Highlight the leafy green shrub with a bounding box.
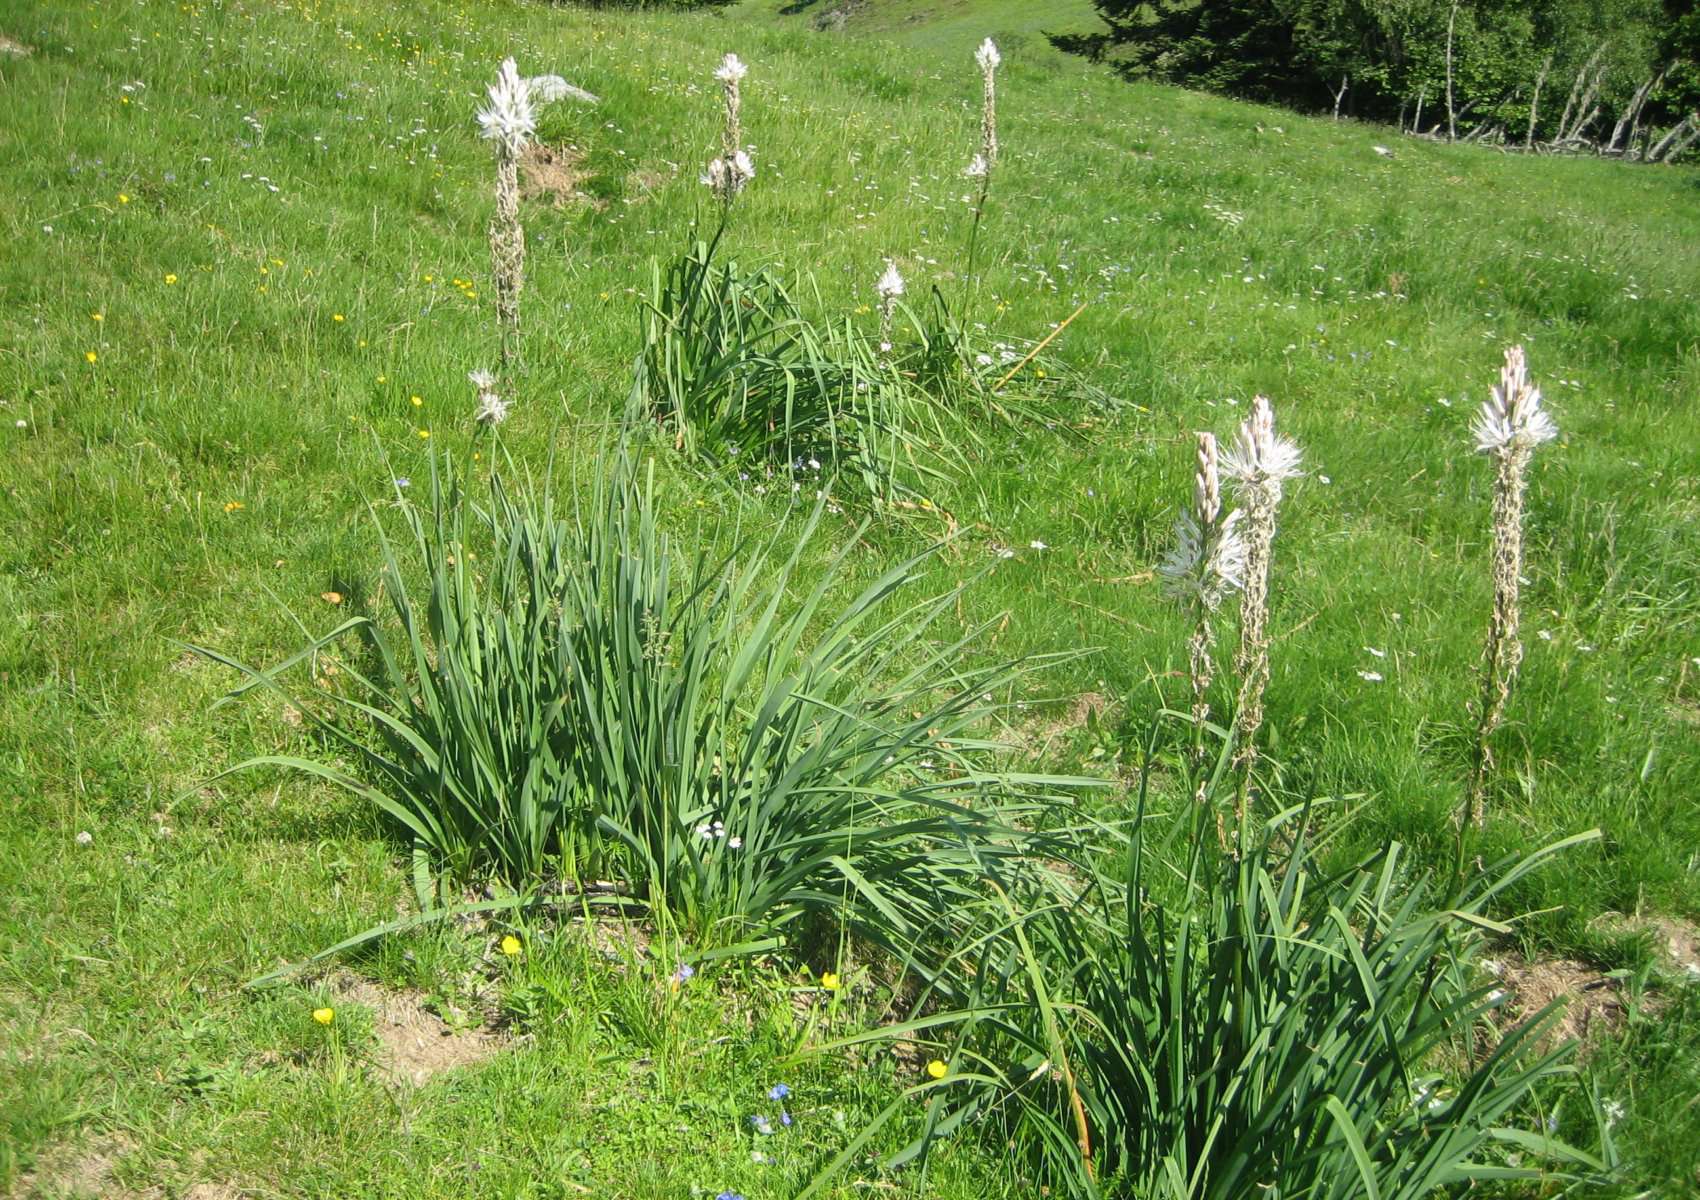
[636,235,956,495]
[821,767,1611,1198]
[634,236,1115,499]
[199,435,1081,960]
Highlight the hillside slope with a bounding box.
[2,0,1698,1193]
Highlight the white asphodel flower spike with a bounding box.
[876,260,905,301]
[715,53,748,84]
[1471,345,1558,454]
[976,38,1001,73]
[1222,394,1303,491]
[469,369,509,426]
[476,57,536,155]
[964,154,989,179]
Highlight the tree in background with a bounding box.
[1071,0,1694,158]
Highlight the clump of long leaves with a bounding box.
[636,233,955,495]
[198,434,1081,963]
[816,746,1611,1199]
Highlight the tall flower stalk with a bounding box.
[1466,345,1557,826]
[1158,432,1247,817]
[963,38,1000,290]
[702,53,754,217]
[477,58,536,372]
[875,259,904,359]
[1222,395,1302,829]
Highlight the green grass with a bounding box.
[2,0,1698,1194]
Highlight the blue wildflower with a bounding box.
[750,1114,774,1136]
[767,1083,790,1101]
[715,1193,745,1200]
[671,962,694,985]
[780,1109,794,1128]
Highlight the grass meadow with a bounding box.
[2,0,1699,1195]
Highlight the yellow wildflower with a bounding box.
[118,193,130,205]
[500,934,522,957]
[312,1007,335,1025]
[91,313,103,322]
[223,501,244,513]
[410,395,422,407]
[164,273,178,284]
[85,351,98,364]
[417,429,430,440]
[926,1059,947,1080]
[821,971,841,991]
[333,313,345,323]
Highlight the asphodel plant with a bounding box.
[1157,432,1246,818]
[1221,395,1302,830]
[1466,345,1557,826]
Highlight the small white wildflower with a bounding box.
[1602,1098,1625,1127]
[964,154,989,179]
[1029,540,1048,551]
[1358,670,1384,683]
[1364,646,1386,658]
[75,830,94,846]
[469,369,509,426]
[1471,345,1558,454]
[975,38,1001,72]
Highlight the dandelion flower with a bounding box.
[926,1059,948,1080]
[500,934,522,957]
[312,1007,335,1025]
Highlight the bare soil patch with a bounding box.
[1013,689,1111,761]
[11,1135,135,1199]
[1485,953,1626,1054]
[0,35,32,57]
[520,142,597,208]
[330,971,504,1087]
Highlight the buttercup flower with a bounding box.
[313,1007,335,1025]
[927,1059,948,1079]
[500,934,522,957]
[820,970,841,991]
